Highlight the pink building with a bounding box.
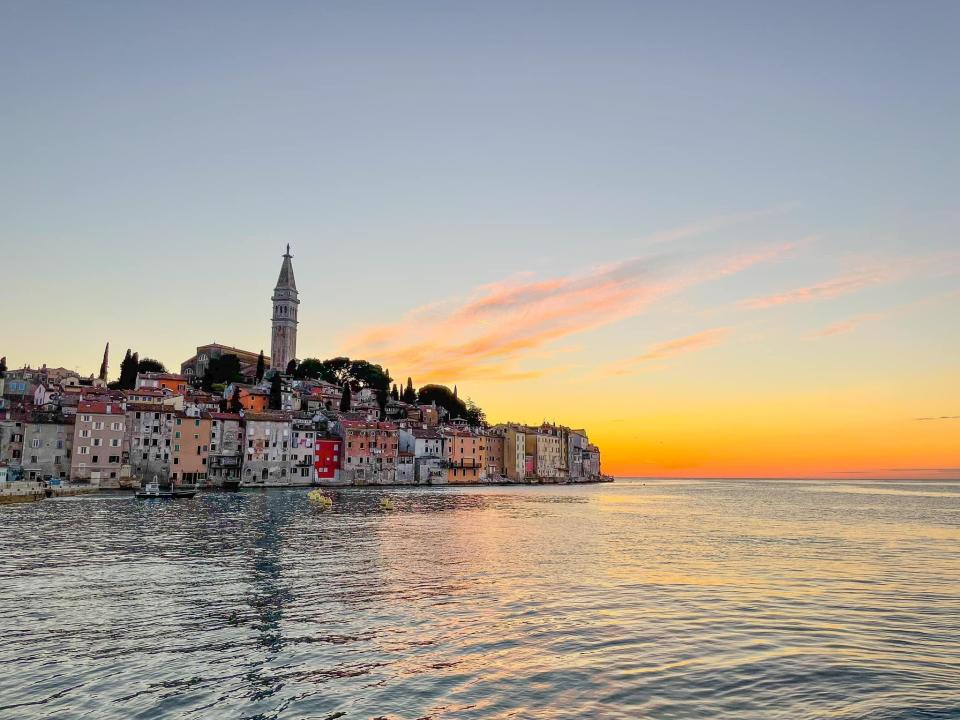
[71,401,126,486]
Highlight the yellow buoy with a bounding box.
[308,490,333,509]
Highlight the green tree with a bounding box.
[137,357,167,374]
[296,358,325,380]
[390,383,399,401]
[269,373,283,410]
[229,386,243,413]
[204,354,243,391]
[349,360,391,391]
[463,399,487,428]
[255,350,266,382]
[339,383,351,412]
[295,357,391,391]
[417,384,467,419]
[1,355,8,376]
[286,359,298,376]
[402,377,416,404]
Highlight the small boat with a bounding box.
[136,478,198,500]
[221,479,241,492]
[378,497,395,511]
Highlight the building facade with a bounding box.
[242,412,292,486]
[71,401,125,486]
[208,412,244,487]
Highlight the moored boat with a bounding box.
[136,478,198,500]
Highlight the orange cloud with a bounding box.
[343,237,794,382]
[602,327,732,375]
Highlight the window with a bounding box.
[92,438,102,447]
[31,439,40,448]
[80,430,90,438]
[110,439,120,447]
[93,422,103,430]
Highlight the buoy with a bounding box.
[379,497,395,511]
[308,489,333,509]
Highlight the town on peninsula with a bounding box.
[0,248,606,500]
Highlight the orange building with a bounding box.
[136,372,189,395]
[229,384,270,413]
[171,412,212,485]
[443,428,485,483]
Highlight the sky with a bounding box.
[1,1,958,479]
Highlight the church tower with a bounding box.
[270,245,299,371]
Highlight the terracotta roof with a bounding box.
[244,412,292,422]
[77,401,124,414]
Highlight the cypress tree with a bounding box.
[339,384,352,412]
[119,349,133,388]
[402,377,416,404]
[390,383,399,401]
[229,386,243,413]
[269,373,282,410]
[256,350,266,382]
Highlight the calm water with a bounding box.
[1,480,959,719]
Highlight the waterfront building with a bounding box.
[484,433,505,479]
[170,412,211,485]
[22,415,74,481]
[242,412,292,486]
[127,404,175,483]
[526,430,563,481]
[290,416,318,485]
[567,429,590,480]
[584,443,602,478]
[336,420,398,485]
[314,436,343,484]
[442,428,485,483]
[270,246,299,371]
[498,425,527,482]
[0,411,27,466]
[396,451,415,483]
[181,343,267,380]
[71,401,126,486]
[208,412,244,487]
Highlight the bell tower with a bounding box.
[270,244,299,371]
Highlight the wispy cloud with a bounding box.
[343,222,798,382]
[601,327,732,376]
[742,253,959,311]
[915,416,960,421]
[813,313,884,337]
[812,287,960,338]
[741,267,893,310]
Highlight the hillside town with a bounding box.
[0,248,605,492]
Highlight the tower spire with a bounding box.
[271,247,300,371]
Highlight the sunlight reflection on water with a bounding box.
[1,479,959,719]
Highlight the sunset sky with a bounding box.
[2,2,958,478]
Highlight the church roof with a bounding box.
[275,245,297,291]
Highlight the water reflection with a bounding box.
[1,480,959,719]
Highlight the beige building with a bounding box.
[498,425,527,482]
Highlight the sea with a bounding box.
[1,479,958,719]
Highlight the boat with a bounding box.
[136,477,198,500]
[221,479,241,492]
